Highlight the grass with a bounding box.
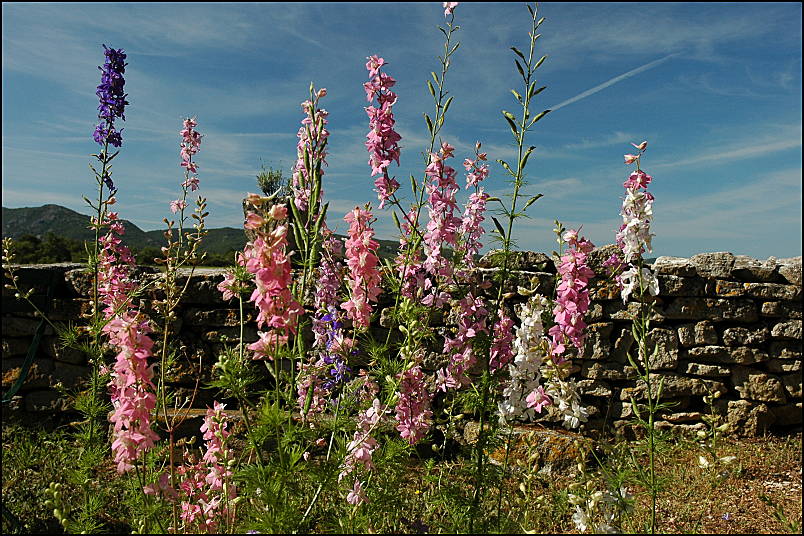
[2,413,800,534]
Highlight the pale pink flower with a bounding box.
[443,2,459,16]
[347,479,367,506]
[170,199,187,214]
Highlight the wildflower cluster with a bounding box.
[456,143,491,270]
[177,403,237,533]
[499,294,551,422]
[610,141,660,303]
[548,230,595,361]
[394,364,433,445]
[93,45,128,151]
[341,205,382,329]
[291,88,329,211]
[438,293,488,391]
[242,203,302,353]
[364,55,402,208]
[340,399,384,504]
[170,117,202,214]
[421,142,462,307]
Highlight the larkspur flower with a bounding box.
[364,55,402,208]
[291,89,329,211]
[341,206,382,328]
[93,45,129,151]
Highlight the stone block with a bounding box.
[581,361,634,381]
[685,362,732,377]
[625,373,726,401]
[42,338,86,364]
[658,274,704,296]
[722,399,775,436]
[653,256,696,277]
[732,255,783,282]
[722,326,769,347]
[744,283,801,301]
[2,337,30,358]
[777,256,802,286]
[771,403,803,427]
[690,252,735,279]
[765,359,801,373]
[645,327,679,370]
[731,366,787,404]
[184,308,251,328]
[477,250,555,272]
[583,322,614,361]
[576,379,612,397]
[771,320,802,340]
[2,316,53,337]
[781,374,802,399]
[1,359,53,390]
[53,361,91,388]
[760,300,803,319]
[24,389,67,412]
[769,341,802,360]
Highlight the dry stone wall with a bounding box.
[2,250,801,436]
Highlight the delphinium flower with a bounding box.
[341,205,382,329]
[544,375,589,429]
[569,486,632,534]
[395,208,428,299]
[547,229,595,362]
[170,117,203,216]
[613,141,660,303]
[241,203,302,356]
[291,88,329,211]
[364,55,402,208]
[96,212,137,318]
[93,44,129,155]
[421,142,462,307]
[340,398,384,505]
[394,363,433,445]
[455,142,490,272]
[443,2,459,16]
[498,294,551,423]
[312,228,345,348]
[105,312,159,473]
[489,308,515,372]
[436,292,488,391]
[178,402,237,533]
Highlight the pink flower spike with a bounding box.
[170,199,187,214]
[632,140,648,151]
[443,2,459,16]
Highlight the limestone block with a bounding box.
[658,274,704,296]
[582,322,614,361]
[722,326,769,347]
[653,256,696,277]
[766,359,801,373]
[743,282,801,301]
[53,361,91,388]
[24,390,67,412]
[2,337,30,358]
[722,399,775,436]
[769,341,802,360]
[781,373,802,399]
[645,327,679,370]
[684,362,732,377]
[625,373,726,401]
[777,256,802,286]
[690,252,735,279]
[183,308,252,328]
[2,316,53,337]
[732,255,783,282]
[731,366,787,404]
[771,403,803,426]
[761,300,803,319]
[576,379,612,397]
[478,250,555,272]
[581,361,634,381]
[677,322,719,347]
[613,328,634,363]
[771,320,802,340]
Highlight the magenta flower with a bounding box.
[394,365,433,445]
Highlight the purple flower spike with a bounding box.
[93,44,129,147]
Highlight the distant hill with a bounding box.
[1,204,400,258]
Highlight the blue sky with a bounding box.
[2,2,802,259]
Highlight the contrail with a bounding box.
[549,53,679,111]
